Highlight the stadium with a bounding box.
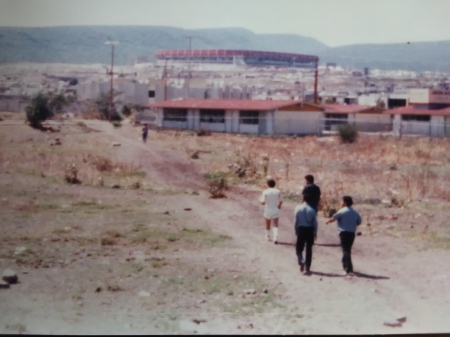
[155,49,319,69]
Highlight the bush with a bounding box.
[337,123,358,143]
[204,172,228,198]
[26,93,54,128]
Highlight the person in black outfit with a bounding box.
[301,175,321,212]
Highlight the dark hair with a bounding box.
[267,179,276,188]
[343,195,353,207]
[305,175,314,184]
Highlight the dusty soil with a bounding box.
[1,117,450,335]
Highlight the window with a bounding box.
[401,114,430,122]
[240,111,259,125]
[163,109,187,122]
[200,109,225,123]
[148,90,155,98]
[325,113,348,131]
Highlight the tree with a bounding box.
[94,93,122,121]
[121,105,132,117]
[337,123,358,143]
[26,92,54,129]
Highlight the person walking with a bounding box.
[259,178,283,244]
[294,194,318,275]
[325,196,362,277]
[142,124,148,143]
[301,174,321,212]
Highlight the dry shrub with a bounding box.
[204,172,228,199]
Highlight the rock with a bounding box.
[383,321,402,328]
[179,319,209,333]
[139,291,150,297]
[95,287,102,293]
[184,208,192,211]
[193,319,206,324]
[0,280,10,289]
[164,211,170,215]
[357,232,362,236]
[14,246,27,256]
[112,142,121,147]
[397,316,407,323]
[244,289,257,295]
[262,289,269,294]
[112,184,121,189]
[190,151,199,159]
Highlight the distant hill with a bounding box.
[0,25,449,72]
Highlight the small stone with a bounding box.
[14,246,27,256]
[357,232,362,236]
[164,211,170,214]
[95,287,102,293]
[139,291,150,297]
[383,321,402,328]
[193,319,206,324]
[0,280,10,289]
[397,316,407,323]
[112,184,121,189]
[262,289,269,294]
[184,208,192,211]
[2,269,18,284]
[112,142,121,147]
[244,289,257,295]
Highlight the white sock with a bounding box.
[272,227,278,241]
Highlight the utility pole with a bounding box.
[105,40,119,122]
[184,36,192,98]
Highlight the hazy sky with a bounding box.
[1,0,449,47]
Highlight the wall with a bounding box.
[274,110,322,135]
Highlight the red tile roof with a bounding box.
[323,104,381,114]
[151,98,302,111]
[384,105,450,116]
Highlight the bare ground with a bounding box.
[1,117,450,334]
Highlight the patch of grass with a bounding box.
[128,226,231,249]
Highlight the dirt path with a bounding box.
[93,122,450,334]
[1,121,449,334]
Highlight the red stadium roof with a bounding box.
[384,105,450,116]
[323,104,384,114]
[152,98,303,111]
[155,49,318,62]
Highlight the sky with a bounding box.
[1,0,450,47]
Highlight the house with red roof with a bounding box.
[383,89,450,137]
[150,98,390,135]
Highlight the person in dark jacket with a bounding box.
[294,194,318,275]
[301,174,321,212]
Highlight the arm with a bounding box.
[278,192,283,209]
[259,191,266,205]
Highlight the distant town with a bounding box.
[1,47,450,137]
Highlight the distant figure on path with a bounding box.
[142,124,148,143]
[259,178,283,244]
[294,194,318,275]
[326,196,362,277]
[301,174,321,213]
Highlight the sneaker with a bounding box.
[347,272,355,277]
[299,263,305,272]
[265,235,271,242]
[274,240,278,245]
[303,269,311,276]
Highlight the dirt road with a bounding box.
[1,120,449,334]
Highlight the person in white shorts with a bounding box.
[259,178,283,244]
